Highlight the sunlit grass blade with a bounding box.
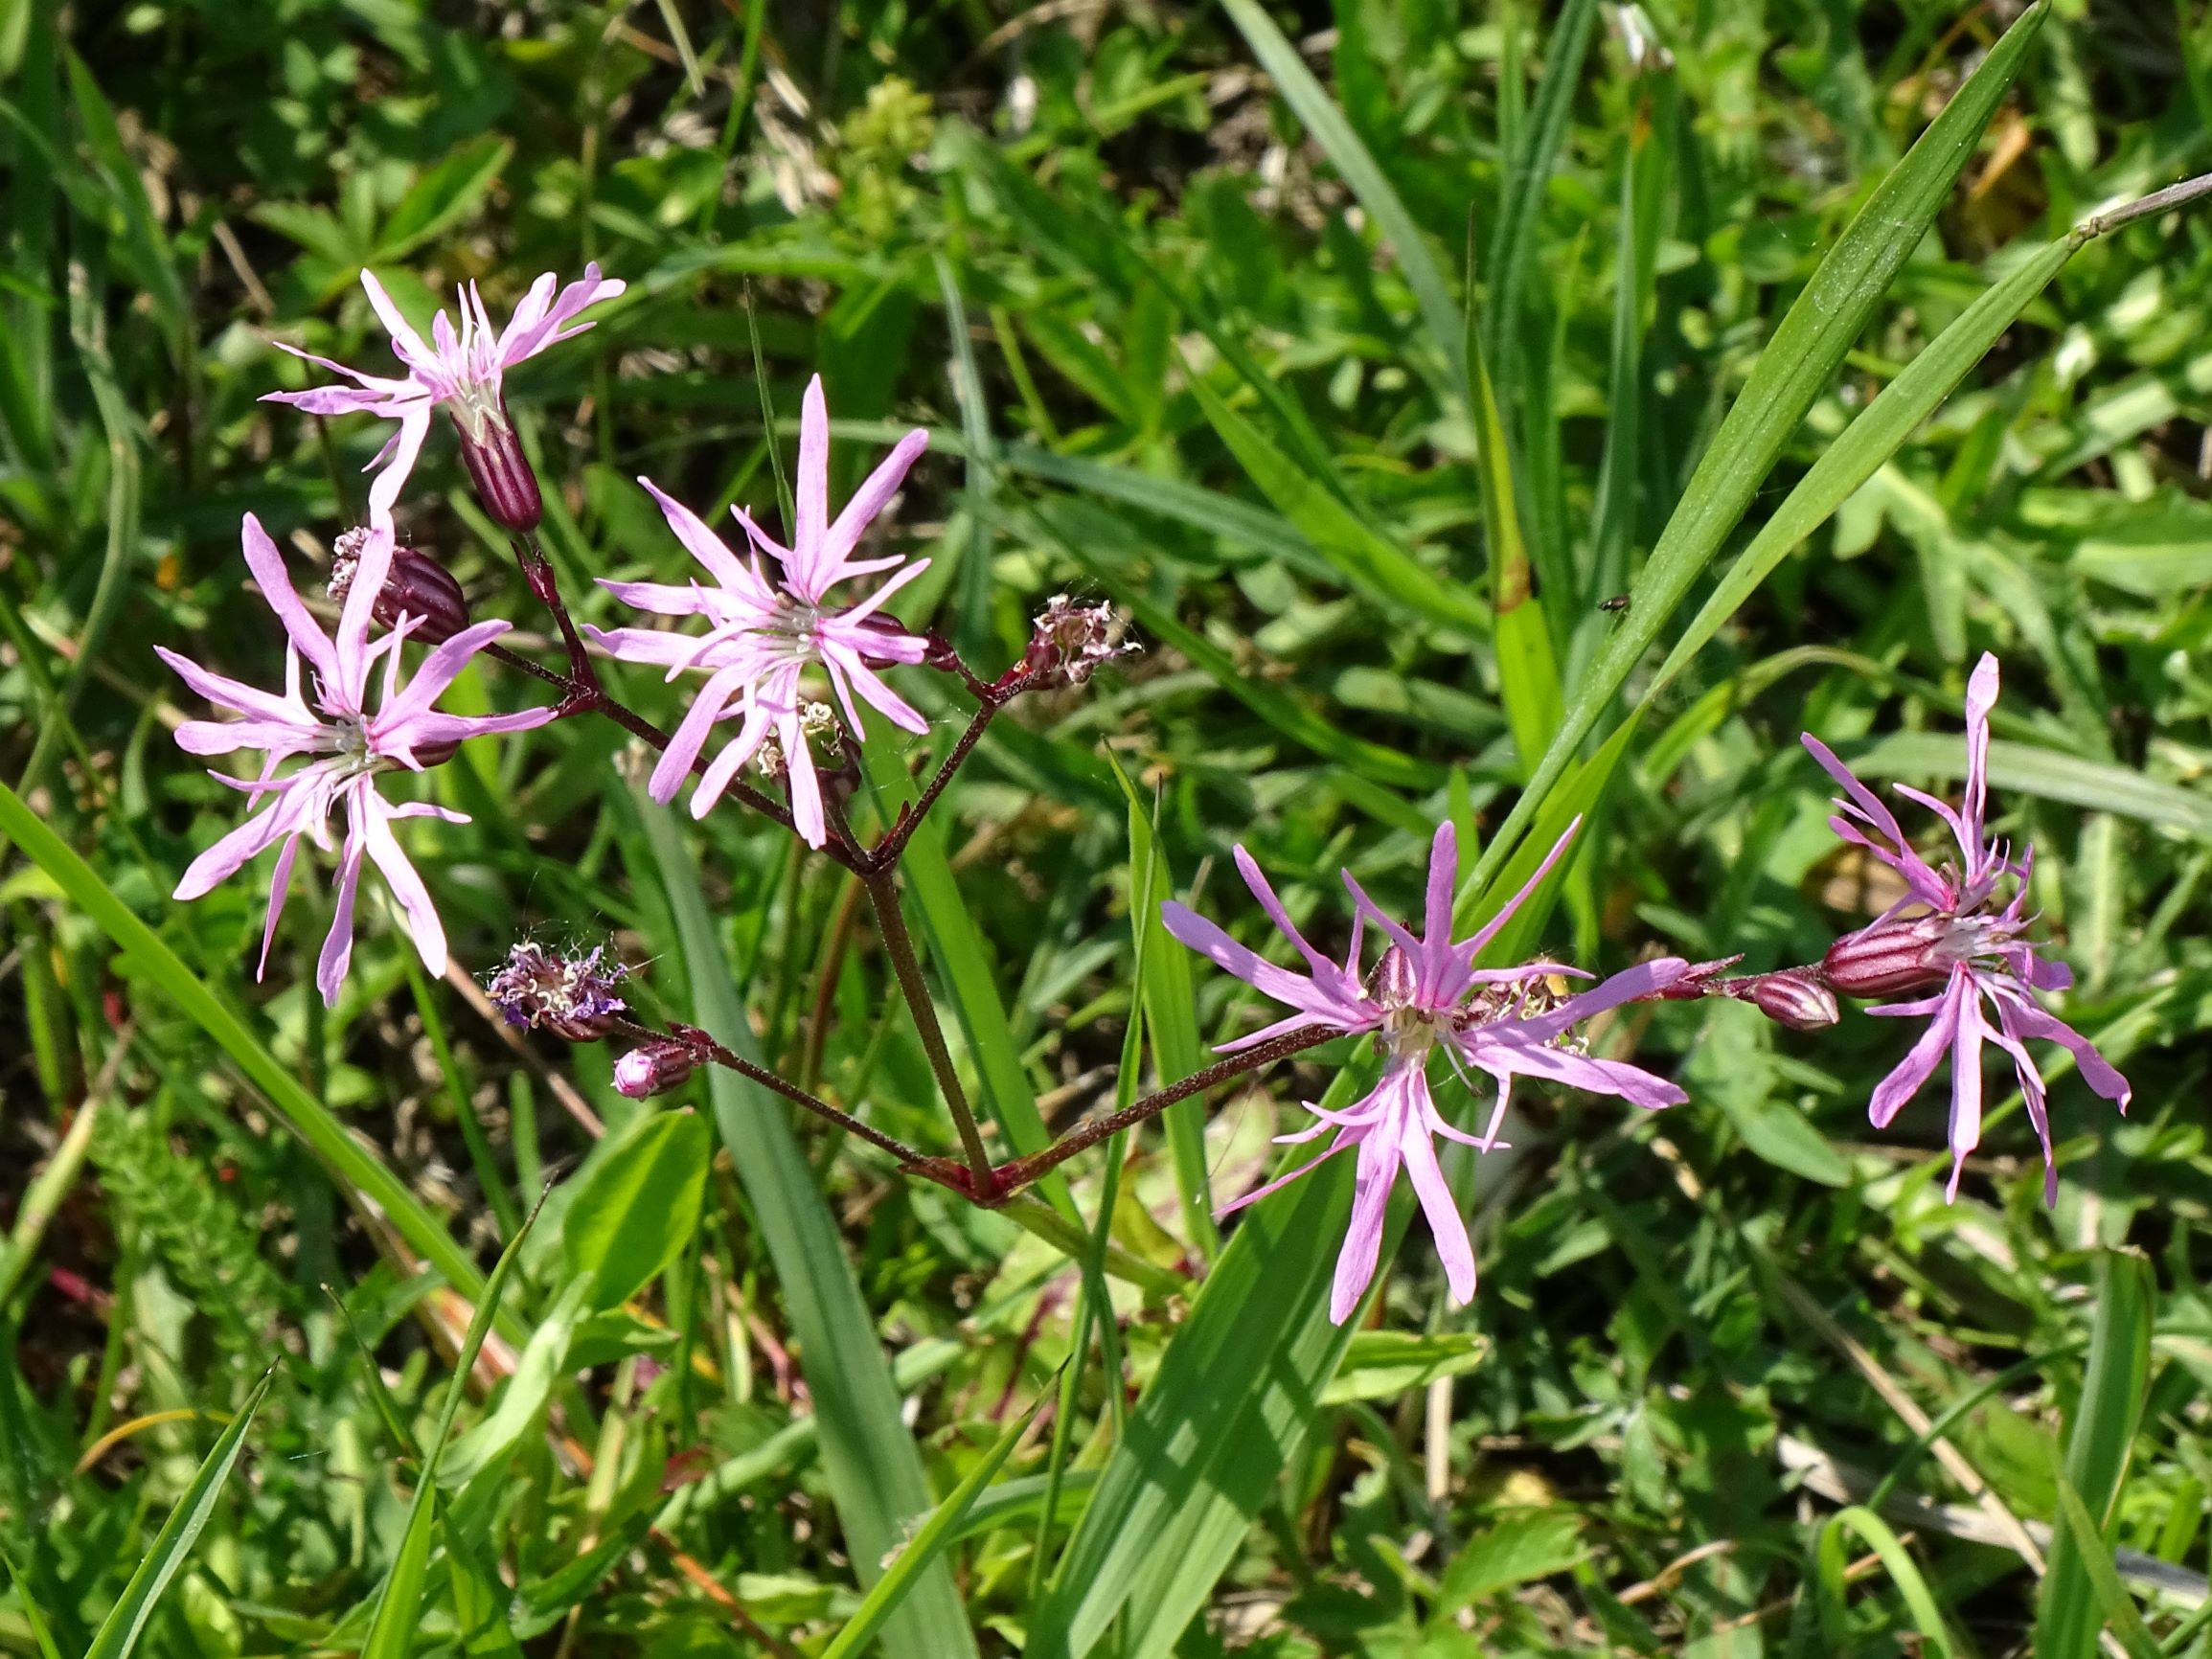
[637,793,978,1659]
[1460,0,2049,905]
[823,1385,1051,1659]
[1813,1506,1957,1658]
[0,781,486,1301]
[359,1191,543,1659]
[1488,0,1598,403]
[83,1370,271,1659]
[2037,1250,2154,1659]
[1216,0,1467,405]
[1848,733,2212,838]
[1185,373,1489,637]
[1468,312,1562,775]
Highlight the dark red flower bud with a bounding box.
[1821,915,1954,998]
[614,1039,694,1098]
[1727,969,1840,1031]
[331,533,472,645]
[449,401,543,533]
[411,737,463,768]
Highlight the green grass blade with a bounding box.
[823,1386,1050,1659]
[2046,1476,2162,1659]
[83,1370,271,1659]
[0,782,485,1300]
[2,1549,65,1659]
[637,794,978,1659]
[1488,0,1599,397]
[1648,236,2076,699]
[1106,748,1213,1254]
[1461,0,2049,904]
[1184,372,1489,636]
[2037,1250,2154,1659]
[1813,1506,1957,1657]
[1025,1147,1361,1659]
[1846,734,2212,839]
[1468,315,1562,775]
[359,1193,544,1659]
[1216,0,1467,406]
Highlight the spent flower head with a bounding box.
[1804,652,2130,1200]
[486,941,629,1041]
[263,265,624,528]
[1164,819,1688,1323]
[585,375,931,847]
[160,517,555,1004]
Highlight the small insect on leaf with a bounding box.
[1598,595,1630,613]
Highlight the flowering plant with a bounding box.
[157,259,2139,1336]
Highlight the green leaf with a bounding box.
[1813,1507,1957,1658]
[1461,1,2049,905]
[2043,1478,2162,1659]
[1845,734,2212,839]
[1433,1511,1585,1620]
[636,793,977,1659]
[1215,0,1467,406]
[376,136,514,261]
[2036,1251,2154,1659]
[83,1372,271,1659]
[361,1195,544,1659]
[1184,373,1489,637]
[821,1388,1049,1659]
[1322,1331,1488,1408]
[437,1278,588,1489]
[561,1110,712,1311]
[0,783,487,1304]
[1647,235,2076,701]
[1026,1146,1360,1659]
[1468,317,1561,775]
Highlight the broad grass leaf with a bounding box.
[1847,734,2212,839]
[560,1110,711,1311]
[363,1199,544,1659]
[0,783,489,1304]
[376,135,515,261]
[83,1372,271,1659]
[636,793,978,1659]
[1462,2,2050,906]
[2036,1251,2154,1658]
[1321,1332,1487,1408]
[1025,1149,1359,1659]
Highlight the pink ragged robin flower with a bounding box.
[1804,651,2131,1201]
[160,516,555,1004]
[584,375,932,848]
[1164,819,1689,1324]
[262,265,625,529]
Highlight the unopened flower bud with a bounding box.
[486,942,628,1041]
[410,737,463,768]
[331,531,472,644]
[448,401,543,533]
[614,1040,695,1099]
[1728,969,1840,1031]
[1021,594,1133,687]
[1821,915,1953,998]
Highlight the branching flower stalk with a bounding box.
[172,257,2146,1326]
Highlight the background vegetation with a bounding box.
[4,0,2212,1651]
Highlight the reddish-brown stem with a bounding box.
[861,665,1050,875]
[975,1024,1341,1203]
[614,1015,951,1176]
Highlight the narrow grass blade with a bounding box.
[1469,316,1562,773]
[1648,237,2075,699]
[1813,1506,1957,1658]
[637,794,978,1659]
[1461,1,2049,904]
[2,1549,65,1659]
[1026,1147,1360,1659]
[1106,749,1213,1254]
[1185,373,1489,636]
[1488,0,1599,399]
[2045,1477,2162,1659]
[83,1370,271,1659]
[1846,734,2212,839]
[0,782,486,1300]
[823,1386,1049,1659]
[1216,0,1467,405]
[359,1193,543,1659]
[2037,1251,2154,1658]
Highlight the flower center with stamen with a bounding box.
[1371,946,1445,1063]
[448,375,506,443]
